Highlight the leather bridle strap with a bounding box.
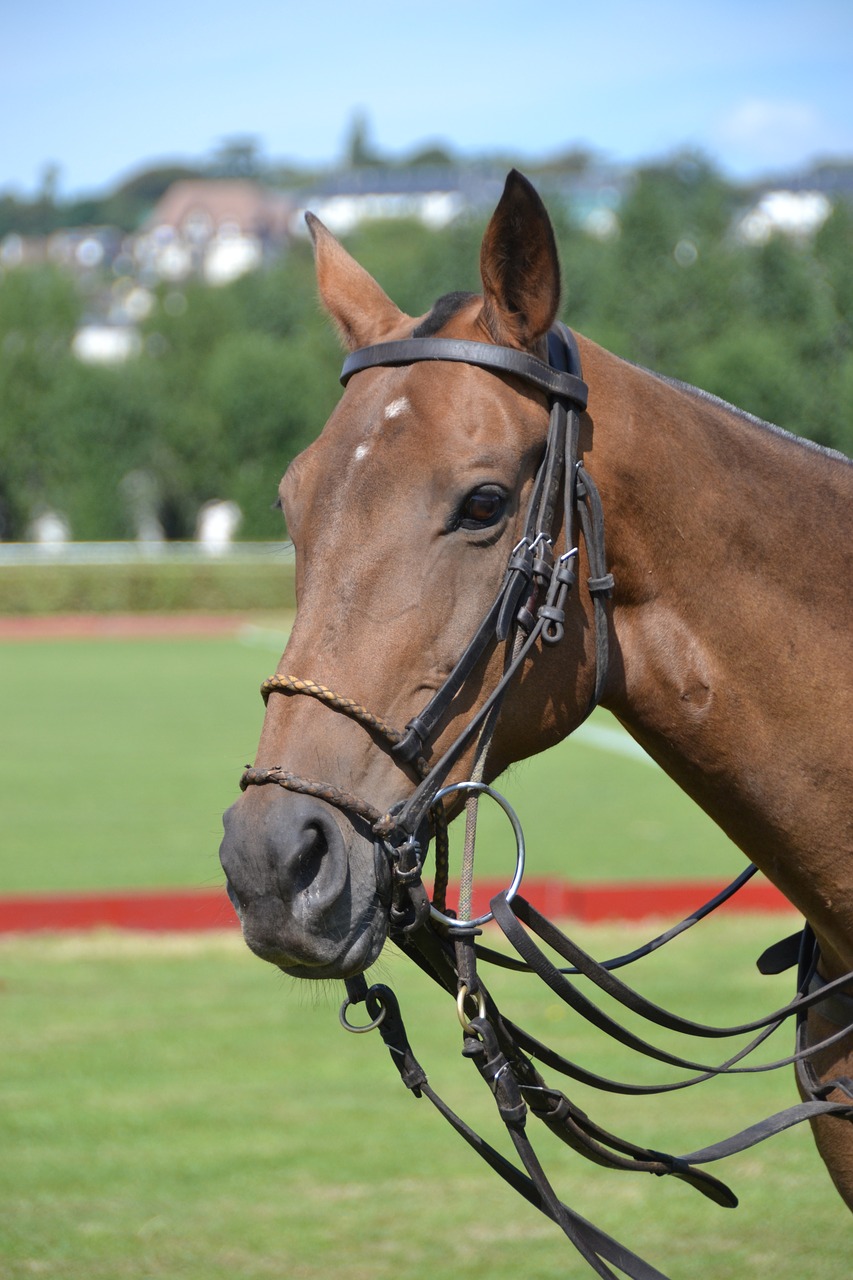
[338,325,603,844]
[361,982,670,1280]
[243,324,608,912]
[341,335,589,403]
[355,327,589,767]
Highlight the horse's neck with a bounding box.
[587,342,853,945]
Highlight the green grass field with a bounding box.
[5,625,846,1279]
[2,923,850,1280]
[1,622,747,894]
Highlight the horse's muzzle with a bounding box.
[219,786,390,978]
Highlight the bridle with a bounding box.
[239,325,853,1280]
[241,323,612,922]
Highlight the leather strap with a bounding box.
[341,336,589,405]
[366,323,609,842]
[362,983,671,1280]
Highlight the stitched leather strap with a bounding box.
[341,336,589,405]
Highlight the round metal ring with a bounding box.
[339,996,387,1034]
[456,983,487,1033]
[428,781,526,930]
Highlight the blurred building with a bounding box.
[290,167,506,235]
[135,180,294,284]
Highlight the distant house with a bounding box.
[72,323,142,365]
[292,165,635,239]
[136,180,294,284]
[736,190,832,244]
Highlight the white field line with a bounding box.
[238,624,292,650]
[570,722,657,767]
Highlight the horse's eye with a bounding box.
[459,487,506,528]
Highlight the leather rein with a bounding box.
[240,326,853,1280]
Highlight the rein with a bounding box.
[240,325,853,1279]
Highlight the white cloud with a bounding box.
[715,98,825,170]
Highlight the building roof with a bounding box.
[147,180,292,239]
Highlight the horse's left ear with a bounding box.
[479,170,561,350]
[306,212,410,350]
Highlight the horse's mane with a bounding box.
[412,292,479,338]
[649,368,853,468]
[410,295,851,468]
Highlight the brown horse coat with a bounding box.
[220,170,853,1208]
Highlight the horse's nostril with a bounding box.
[290,821,330,894]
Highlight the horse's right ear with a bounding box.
[479,170,561,350]
[305,213,409,351]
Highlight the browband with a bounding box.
[341,336,588,407]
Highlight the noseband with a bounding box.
[241,323,613,919]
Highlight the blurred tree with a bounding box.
[98,164,203,231]
[209,136,265,180]
[814,200,853,327]
[405,142,456,168]
[344,110,383,168]
[344,215,485,316]
[0,163,204,236]
[1,155,850,543]
[595,155,738,370]
[0,267,83,535]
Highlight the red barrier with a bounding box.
[0,876,794,934]
[0,888,237,933]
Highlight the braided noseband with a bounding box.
[242,675,409,826]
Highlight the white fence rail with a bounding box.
[0,542,291,567]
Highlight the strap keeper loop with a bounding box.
[392,717,429,763]
[506,540,534,577]
[532,557,553,583]
[588,572,615,597]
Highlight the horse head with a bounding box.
[220,172,604,978]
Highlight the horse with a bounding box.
[219,170,853,1252]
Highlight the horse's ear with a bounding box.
[306,213,409,350]
[479,170,561,350]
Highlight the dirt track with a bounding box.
[0,613,246,641]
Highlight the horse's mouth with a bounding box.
[240,903,387,980]
[223,856,391,981]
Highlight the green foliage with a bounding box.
[550,159,853,455]
[1,159,851,544]
[0,266,84,535]
[0,163,204,236]
[345,214,486,313]
[0,560,295,615]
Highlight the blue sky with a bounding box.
[4,0,852,197]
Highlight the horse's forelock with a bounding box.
[411,292,480,338]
